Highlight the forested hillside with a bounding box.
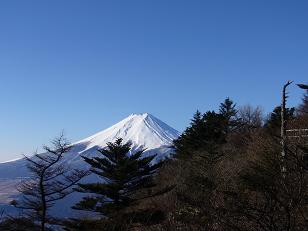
[1,87,307,231]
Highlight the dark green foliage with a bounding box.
[266,106,295,132]
[169,100,240,229]
[173,110,204,155]
[219,97,237,120]
[174,110,226,159]
[151,97,307,230]
[73,138,161,219]
[219,97,241,133]
[3,91,306,230]
[298,90,308,115]
[174,98,240,159]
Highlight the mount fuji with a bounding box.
[0,113,180,216]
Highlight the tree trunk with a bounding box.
[281,81,292,177]
[40,172,46,231]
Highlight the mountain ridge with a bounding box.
[0,113,180,165]
[0,113,180,216]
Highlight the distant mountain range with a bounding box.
[0,113,180,217]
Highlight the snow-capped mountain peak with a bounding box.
[0,113,180,177]
[0,113,180,217]
[74,113,180,153]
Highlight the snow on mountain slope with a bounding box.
[74,113,179,154]
[59,113,180,167]
[0,113,180,213]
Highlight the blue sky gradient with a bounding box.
[0,0,307,161]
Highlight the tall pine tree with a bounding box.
[265,106,295,133]
[174,110,205,155]
[174,110,226,159]
[219,97,240,134]
[174,98,240,159]
[73,138,162,225]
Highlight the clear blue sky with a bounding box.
[0,0,307,161]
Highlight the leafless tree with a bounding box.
[11,134,89,231]
[218,132,308,231]
[238,104,264,131]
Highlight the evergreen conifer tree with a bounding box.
[219,97,240,133]
[174,110,205,155]
[191,110,203,125]
[298,90,308,116]
[73,138,162,224]
[266,106,295,132]
[174,110,226,158]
